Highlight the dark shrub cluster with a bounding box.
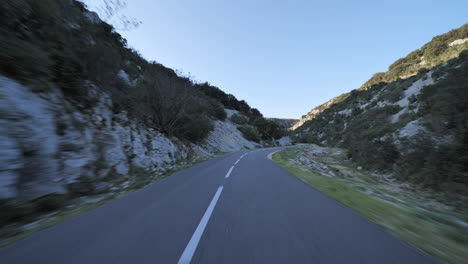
[230,113,249,125]
[237,125,261,142]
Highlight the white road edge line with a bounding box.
[225,166,234,178]
[177,186,224,264]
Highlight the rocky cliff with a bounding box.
[0,76,258,201]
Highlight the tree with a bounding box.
[80,0,141,31]
[134,68,191,134]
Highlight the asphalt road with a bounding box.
[0,147,438,264]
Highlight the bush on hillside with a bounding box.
[252,118,287,140]
[174,114,214,143]
[346,139,399,171]
[237,125,261,142]
[207,101,227,121]
[0,34,52,83]
[230,113,249,125]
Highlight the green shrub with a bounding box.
[251,118,287,140]
[51,53,84,95]
[0,199,35,225]
[33,194,67,213]
[174,114,214,143]
[0,33,52,82]
[67,176,96,197]
[346,139,399,171]
[230,113,249,125]
[0,193,67,226]
[207,101,227,121]
[238,125,261,142]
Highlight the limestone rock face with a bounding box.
[448,38,468,46]
[204,120,259,153]
[277,136,292,146]
[0,76,259,201]
[0,77,65,200]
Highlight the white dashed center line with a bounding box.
[177,152,250,263]
[177,186,224,264]
[225,166,234,178]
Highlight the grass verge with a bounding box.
[272,145,468,264]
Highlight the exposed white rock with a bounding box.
[0,77,66,200]
[377,100,390,107]
[117,70,130,84]
[390,109,407,123]
[225,109,238,118]
[203,120,259,152]
[390,72,434,123]
[396,72,433,108]
[419,56,426,66]
[277,136,292,146]
[337,109,352,116]
[398,120,426,138]
[190,144,213,158]
[448,38,468,47]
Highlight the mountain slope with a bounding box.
[293,23,468,130]
[293,23,468,203]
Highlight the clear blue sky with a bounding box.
[85,0,467,119]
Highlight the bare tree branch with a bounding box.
[80,0,142,31]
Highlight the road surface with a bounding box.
[0,147,438,264]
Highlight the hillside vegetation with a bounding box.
[267,118,299,129]
[293,24,468,130]
[0,0,285,143]
[294,23,468,207]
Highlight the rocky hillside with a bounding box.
[294,24,468,130]
[293,23,468,200]
[0,76,259,201]
[0,0,288,206]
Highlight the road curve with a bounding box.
[0,147,438,264]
